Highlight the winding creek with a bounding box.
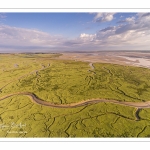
[1,92,150,109]
[0,62,150,121]
[0,92,150,121]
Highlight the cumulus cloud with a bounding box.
[117,17,135,24]
[125,17,135,23]
[80,33,96,41]
[115,13,150,35]
[94,13,116,22]
[78,13,150,50]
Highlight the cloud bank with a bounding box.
[0,13,150,52]
[0,25,66,52]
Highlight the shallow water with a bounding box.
[118,56,150,68]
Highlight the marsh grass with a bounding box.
[0,53,150,137]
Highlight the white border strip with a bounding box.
[0,8,150,12]
[0,0,150,9]
[0,138,150,142]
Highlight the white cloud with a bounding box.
[80,33,96,41]
[94,13,116,22]
[77,13,150,50]
[0,25,63,48]
[125,17,135,23]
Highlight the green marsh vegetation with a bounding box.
[0,53,150,137]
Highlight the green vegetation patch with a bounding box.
[1,53,150,137]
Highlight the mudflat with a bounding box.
[58,51,150,68]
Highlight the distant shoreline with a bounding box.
[1,50,150,54]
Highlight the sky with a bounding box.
[0,12,150,52]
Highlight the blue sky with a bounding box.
[1,13,113,37]
[0,12,150,52]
